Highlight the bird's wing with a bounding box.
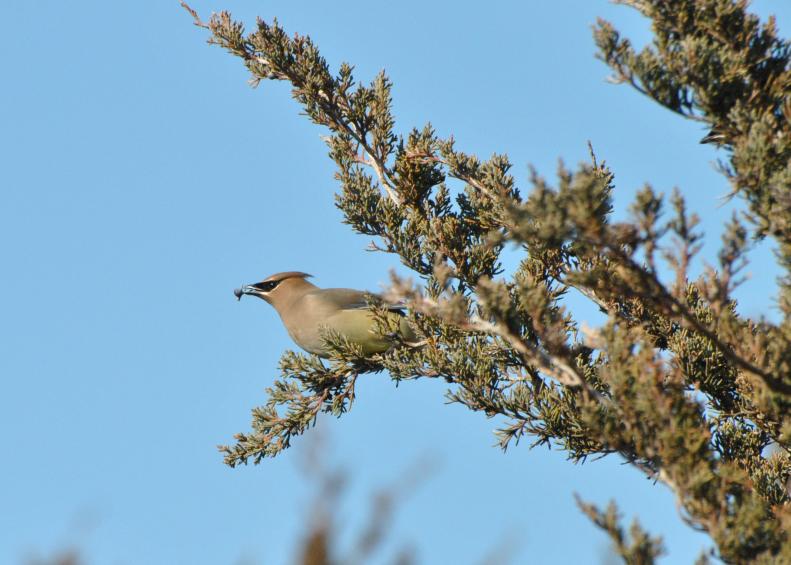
[320,288,406,312]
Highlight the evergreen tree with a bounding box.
[183,1,791,562]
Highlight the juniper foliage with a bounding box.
[184,1,791,562]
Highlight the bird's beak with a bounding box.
[234,284,260,301]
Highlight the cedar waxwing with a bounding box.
[234,271,417,357]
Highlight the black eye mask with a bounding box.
[252,280,280,292]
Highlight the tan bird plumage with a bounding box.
[234,272,417,357]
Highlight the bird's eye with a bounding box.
[252,280,279,292]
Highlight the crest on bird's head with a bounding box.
[234,271,314,302]
[262,271,313,283]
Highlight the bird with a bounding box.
[234,271,418,358]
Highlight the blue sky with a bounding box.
[2,1,790,563]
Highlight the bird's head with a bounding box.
[234,271,314,309]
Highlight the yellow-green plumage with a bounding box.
[235,272,417,358]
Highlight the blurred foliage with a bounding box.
[27,442,501,564]
[184,0,791,562]
[288,434,437,565]
[26,551,83,565]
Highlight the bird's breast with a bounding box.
[279,294,392,357]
